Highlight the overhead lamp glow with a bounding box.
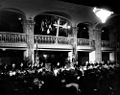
[93,7,114,23]
[62,23,71,29]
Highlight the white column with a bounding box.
[89,24,102,63]
[109,52,115,62]
[68,51,73,63]
[95,28,102,62]
[23,17,35,64]
[72,25,78,65]
[89,51,96,63]
[55,18,60,43]
[24,49,29,58]
[89,25,95,47]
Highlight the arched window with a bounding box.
[0,10,24,33]
[77,23,89,39]
[101,27,109,41]
[34,14,72,37]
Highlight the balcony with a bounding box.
[34,35,92,45]
[0,32,27,48]
[77,38,90,46]
[0,32,93,50]
[34,35,73,50]
[34,35,92,50]
[34,35,74,45]
[34,35,56,44]
[77,38,93,50]
[101,40,111,47]
[101,40,114,51]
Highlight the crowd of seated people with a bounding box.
[0,59,120,95]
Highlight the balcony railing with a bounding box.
[57,36,72,44]
[34,35,91,46]
[101,40,111,47]
[0,32,27,43]
[0,32,92,48]
[77,38,90,46]
[34,35,56,44]
[117,42,120,48]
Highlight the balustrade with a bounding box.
[101,40,111,47]
[0,32,27,43]
[77,38,90,45]
[34,35,56,44]
[57,36,72,44]
[117,42,120,48]
[34,35,74,45]
[109,42,120,49]
[0,32,94,48]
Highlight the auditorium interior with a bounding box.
[0,0,120,95]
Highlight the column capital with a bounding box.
[72,27,78,36]
[92,23,104,31]
[23,18,35,25]
[22,17,35,33]
[72,26,77,30]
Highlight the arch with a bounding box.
[1,8,26,19]
[105,15,120,42]
[77,22,90,39]
[0,8,26,33]
[76,21,92,27]
[35,11,72,22]
[101,27,110,41]
[34,12,72,36]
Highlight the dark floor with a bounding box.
[0,65,120,95]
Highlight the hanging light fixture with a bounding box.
[93,7,114,23]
